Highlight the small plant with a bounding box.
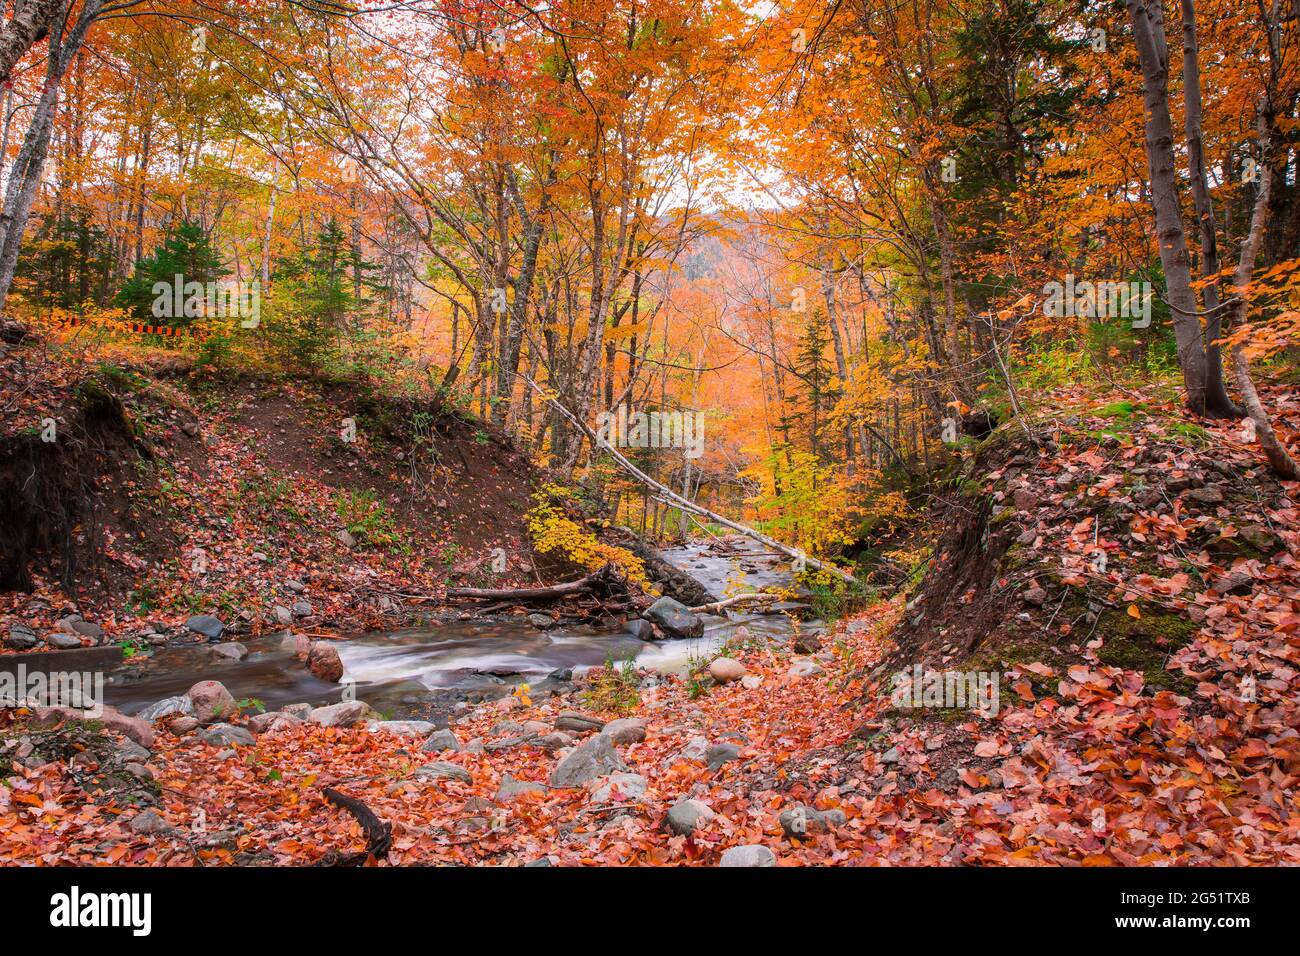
[237,697,266,715]
[119,636,151,659]
[582,656,641,713]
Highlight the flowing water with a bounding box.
[95,539,818,720]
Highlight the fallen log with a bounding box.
[522,376,858,584]
[447,564,625,603]
[690,593,781,615]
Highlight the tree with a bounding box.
[115,221,227,322]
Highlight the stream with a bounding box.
[97,539,819,721]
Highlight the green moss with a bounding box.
[1167,421,1211,447]
[1096,400,1146,420]
[1094,606,1198,692]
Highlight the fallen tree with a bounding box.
[446,563,638,618]
[689,593,781,615]
[523,376,858,585]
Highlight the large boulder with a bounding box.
[306,643,344,683]
[641,596,704,639]
[550,734,628,788]
[187,681,236,724]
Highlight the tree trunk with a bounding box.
[0,0,63,88]
[1178,0,1239,418]
[1126,0,1209,414]
[1226,108,1299,480]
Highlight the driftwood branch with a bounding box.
[317,787,391,866]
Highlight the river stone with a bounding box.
[664,735,710,767]
[281,703,313,720]
[187,680,236,724]
[95,707,155,749]
[280,632,311,659]
[495,774,547,802]
[415,761,473,785]
[248,710,303,734]
[5,623,37,650]
[787,658,825,679]
[116,738,152,762]
[555,711,605,734]
[185,615,225,639]
[550,734,627,788]
[537,732,574,753]
[138,696,194,722]
[623,618,657,641]
[367,720,436,736]
[129,809,173,835]
[48,633,83,650]
[642,596,704,639]
[272,605,293,626]
[590,772,647,804]
[600,718,647,745]
[421,729,461,753]
[527,613,553,629]
[70,619,104,639]
[171,717,199,733]
[779,805,846,837]
[706,742,743,772]
[707,658,746,683]
[1195,484,1226,506]
[309,700,377,727]
[792,631,822,655]
[198,723,255,747]
[719,844,777,867]
[307,643,344,682]
[210,642,248,662]
[292,599,314,617]
[666,797,715,835]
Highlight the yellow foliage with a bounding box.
[526,484,651,590]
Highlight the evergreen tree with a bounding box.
[792,308,833,461]
[115,221,228,322]
[14,208,113,310]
